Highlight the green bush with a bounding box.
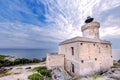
[33,66,52,77]
[33,66,47,72]
[118,60,120,63]
[0,54,41,67]
[41,57,46,62]
[28,73,44,80]
[90,74,103,79]
[32,58,40,63]
[67,78,74,80]
[40,69,52,77]
[13,58,41,65]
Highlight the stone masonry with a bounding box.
[46,17,113,77]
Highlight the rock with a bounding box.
[76,68,120,80]
[114,70,120,74]
[109,73,120,80]
[52,68,67,80]
[25,67,31,69]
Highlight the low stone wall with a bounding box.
[46,53,64,69]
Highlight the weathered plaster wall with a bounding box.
[59,42,80,76]
[79,42,113,76]
[81,22,100,39]
[59,41,113,76]
[46,54,64,69]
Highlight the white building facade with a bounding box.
[46,17,113,76]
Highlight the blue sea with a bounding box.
[0,49,119,60]
[0,49,55,59]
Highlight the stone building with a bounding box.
[46,17,113,76]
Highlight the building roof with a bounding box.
[59,36,111,45]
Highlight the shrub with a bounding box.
[0,54,41,67]
[33,66,47,72]
[118,60,120,63]
[40,69,52,77]
[67,78,74,80]
[32,58,40,63]
[90,74,103,79]
[33,66,52,77]
[28,73,44,80]
[41,57,46,62]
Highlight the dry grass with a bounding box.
[111,63,120,68]
[90,74,103,79]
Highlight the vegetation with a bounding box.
[0,55,13,67]
[111,60,120,68]
[0,54,46,67]
[90,74,103,79]
[41,57,46,62]
[67,78,74,80]
[28,73,44,80]
[118,60,120,63]
[28,66,52,80]
[0,72,12,78]
[111,63,120,68]
[33,66,52,77]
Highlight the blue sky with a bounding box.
[0,0,120,53]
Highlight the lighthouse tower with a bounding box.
[81,16,100,39]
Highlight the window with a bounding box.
[80,43,83,45]
[95,58,97,61]
[106,45,108,48]
[71,63,74,73]
[71,47,74,55]
[81,60,84,63]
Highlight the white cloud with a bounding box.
[100,15,120,38]
[0,0,120,48]
[99,0,120,11]
[40,0,120,40]
[100,26,120,38]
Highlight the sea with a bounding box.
[0,48,55,59]
[0,48,119,60]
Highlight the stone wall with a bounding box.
[59,42,81,76]
[46,53,64,69]
[79,41,113,76]
[81,22,100,39]
[59,40,113,76]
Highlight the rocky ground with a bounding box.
[76,68,120,80]
[0,62,120,80]
[51,68,120,80]
[0,62,45,80]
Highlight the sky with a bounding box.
[0,0,120,54]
